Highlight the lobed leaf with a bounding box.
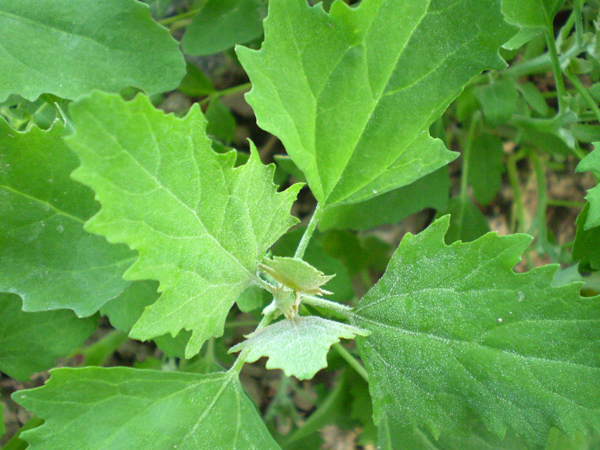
[259,256,334,295]
[0,293,96,381]
[0,0,185,101]
[230,316,369,380]
[66,92,301,358]
[14,368,280,449]
[0,119,134,316]
[352,216,600,444]
[238,0,515,207]
[502,0,567,29]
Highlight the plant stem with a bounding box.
[544,28,568,113]
[566,70,600,124]
[506,152,527,234]
[302,294,353,316]
[158,9,201,26]
[574,0,584,51]
[294,202,325,259]
[459,112,480,206]
[547,199,586,208]
[224,319,260,328]
[332,343,369,382]
[199,82,252,106]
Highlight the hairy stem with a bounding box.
[295,202,325,259]
[302,294,353,316]
[332,343,369,382]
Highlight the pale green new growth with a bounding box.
[66,92,302,358]
[352,216,600,444]
[577,142,600,228]
[0,119,134,316]
[230,316,369,380]
[14,368,280,450]
[0,0,185,101]
[238,0,515,207]
[260,256,334,295]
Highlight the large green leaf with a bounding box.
[502,0,567,29]
[0,0,185,101]
[352,216,600,444]
[0,293,96,381]
[66,92,301,358]
[14,368,280,449]
[0,119,135,316]
[238,0,515,207]
[181,0,267,56]
[577,142,600,229]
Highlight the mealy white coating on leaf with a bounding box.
[229,316,370,380]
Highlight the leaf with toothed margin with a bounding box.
[66,92,302,359]
[229,316,369,380]
[237,0,516,207]
[0,118,135,316]
[576,142,600,229]
[351,216,600,445]
[13,368,280,450]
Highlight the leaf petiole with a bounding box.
[294,202,325,259]
[301,294,353,317]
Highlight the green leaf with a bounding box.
[503,0,568,29]
[352,216,600,444]
[475,79,519,125]
[319,167,449,231]
[572,204,600,272]
[517,82,550,116]
[577,142,600,228]
[260,256,334,295]
[0,0,185,101]
[230,316,369,380]
[0,293,96,381]
[238,0,515,207]
[66,92,301,358]
[181,0,267,56]
[436,198,490,244]
[0,119,134,316]
[14,368,280,449]
[178,63,215,97]
[206,99,237,145]
[468,133,505,205]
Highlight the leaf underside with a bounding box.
[352,216,600,444]
[230,316,369,380]
[66,92,301,358]
[0,0,185,101]
[0,118,134,316]
[238,0,516,207]
[15,368,280,450]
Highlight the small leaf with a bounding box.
[0,0,185,101]
[181,0,267,56]
[475,79,519,126]
[572,204,600,272]
[0,119,134,316]
[352,216,600,443]
[66,92,301,358]
[14,368,280,449]
[0,293,96,381]
[576,142,600,228]
[468,133,505,205]
[436,198,490,244]
[238,0,515,206]
[230,316,369,380]
[260,256,334,295]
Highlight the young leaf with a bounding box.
[0,119,134,316]
[66,92,302,358]
[229,316,369,380]
[181,0,267,56]
[238,0,515,207]
[0,0,185,101]
[352,216,600,444]
[475,79,519,126]
[572,204,600,272]
[259,256,334,295]
[14,368,280,449]
[0,293,96,381]
[576,142,600,228]
[502,0,567,29]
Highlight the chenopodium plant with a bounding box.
[2,0,600,449]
